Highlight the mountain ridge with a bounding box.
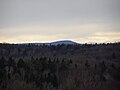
[18,40,79,45]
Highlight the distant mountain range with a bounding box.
[19,40,79,45]
[49,40,78,45]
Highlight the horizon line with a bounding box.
[1,40,120,44]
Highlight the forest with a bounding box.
[0,43,120,90]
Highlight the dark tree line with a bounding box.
[0,56,73,90]
[0,43,120,90]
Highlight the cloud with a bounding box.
[0,0,120,43]
[0,0,120,27]
[75,32,120,43]
[0,24,120,43]
[0,34,60,43]
[0,23,107,38]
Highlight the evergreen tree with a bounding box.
[17,58,25,68]
[8,57,16,67]
[0,57,6,69]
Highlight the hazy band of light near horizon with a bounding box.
[0,0,120,43]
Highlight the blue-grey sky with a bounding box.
[0,0,120,43]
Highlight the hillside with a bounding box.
[0,42,120,90]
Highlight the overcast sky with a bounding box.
[0,0,120,43]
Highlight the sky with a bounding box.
[0,0,120,43]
